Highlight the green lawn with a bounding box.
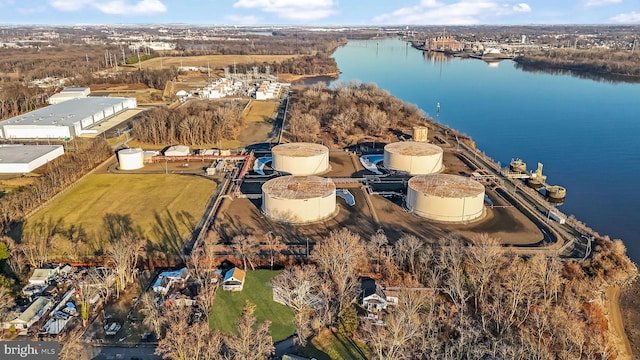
[302,329,369,360]
[24,174,215,249]
[210,270,295,342]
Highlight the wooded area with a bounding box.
[130,100,245,145]
[286,82,430,147]
[516,48,640,78]
[270,229,637,359]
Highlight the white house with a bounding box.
[222,267,246,291]
[28,266,60,285]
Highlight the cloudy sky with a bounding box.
[0,0,638,25]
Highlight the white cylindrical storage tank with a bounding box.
[413,126,429,142]
[271,143,329,176]
[407,174,485,222]
[384,142,443,175]
[118,148,144,170]
[262,175,336,224]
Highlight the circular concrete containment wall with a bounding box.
[118,148,144,170]
[383,142,443,175]
[262,175,336,224]
[407,174,485,222]
[271,142,329,176]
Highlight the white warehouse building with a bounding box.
[0,145,64,173]
[48,87,91,104]
[0,97,137,140]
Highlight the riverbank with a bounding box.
[513,54,640,82]
[620,280,640,358]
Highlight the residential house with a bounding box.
[359,277,389,312]
[3,297,53,335]
[222,267,246,291]
[152,268,190,295]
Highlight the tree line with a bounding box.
[233,53,339,77]
[516,48,640,78]
[130,100,245,146]
[269,228,637,359]
[287,82,430,147]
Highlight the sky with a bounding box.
[0,0,638,25]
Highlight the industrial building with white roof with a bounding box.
[0,145,64,173]
[0,97,137,139]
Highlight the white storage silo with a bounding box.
[262,176,336,224]
[407,174,485,222]
[118,148,144,170]
[384,142,443,175]
[271,143,329,176]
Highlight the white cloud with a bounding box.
[0,0,15,7]
[48,0,166,15]
[233,0,337,21]
[585,0,622,7]
[373,1,532,25]
[512,3,531,13]
[610,11,640,23]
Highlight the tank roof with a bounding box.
[262,175,335,199]
[118,148,143,154]
[272,142,328,157]
[385,142,442,156]
[409,174,484,197]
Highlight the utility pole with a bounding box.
[136,48,141,70]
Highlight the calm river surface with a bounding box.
[331,38,640,263]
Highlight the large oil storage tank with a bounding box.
[383,142,443,175]
[407,174,485,222]
[262,175,336,224]
[271,143,329,176]
[117,148,144,170]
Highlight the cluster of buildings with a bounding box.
[199,77,242,99]
[253,81,282,100]
[2,264,114,337]
[0,88,138,174]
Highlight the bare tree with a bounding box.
[271,265,322,345]
[231,234,259,271]
[263,232,285,270]
[140,292,163,338]
[156,305,224,360]
[311,229,367,323]
[107,233,145,299]
[225,301,274,360]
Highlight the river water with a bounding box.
[330,38,640,263]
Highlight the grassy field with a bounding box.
[242,100,279,123]
[137,54,298,71]
[209,270,295,342]
[24,174,216,246]
[302,328,369,360]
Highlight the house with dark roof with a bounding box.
[222,267,246,291]
[359,277,389,312]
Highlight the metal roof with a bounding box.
[409,174,484,198]
[262,175,335,199]
[0,97,133,127]
[385,141,442,156]
[0,145,63,164]
[272,142,328,157]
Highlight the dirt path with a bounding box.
[607,286,633,360]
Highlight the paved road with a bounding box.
[92,344,160,360]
